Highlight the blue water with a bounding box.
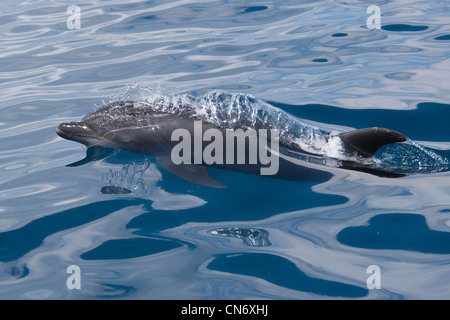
[1,0,450,300]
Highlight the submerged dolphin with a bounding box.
[56,96,407,187]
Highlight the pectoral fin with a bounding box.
[67,147,115,167]
[156,155,227,189]
[339,127,407,158]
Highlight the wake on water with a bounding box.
[104,85,449,175]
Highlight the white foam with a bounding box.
[110,86,338,158]
[105,86,449,172]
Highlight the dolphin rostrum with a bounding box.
[56,93,407,187]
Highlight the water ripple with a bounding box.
[1,0,450,300]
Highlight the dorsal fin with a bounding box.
[339,127,407,158]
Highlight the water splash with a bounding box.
[105,85,449,174]
[101,158,151,196]
[207,227,272,247]
[108,85,343,157]
[374,140,449,174]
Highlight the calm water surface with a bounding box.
[0,0,450,299]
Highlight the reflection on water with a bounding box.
[100,186,132,195]
[81,237,185,260]
[1,0,450,299]
[0,199,148,263]
[338,213,450,254]
[207,253,368,298]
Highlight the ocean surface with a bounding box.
[1,0,450,300]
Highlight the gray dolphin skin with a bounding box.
[57,99,407,187]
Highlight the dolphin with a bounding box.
[56,98,407,188]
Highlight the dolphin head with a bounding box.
[56,121,110,147]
